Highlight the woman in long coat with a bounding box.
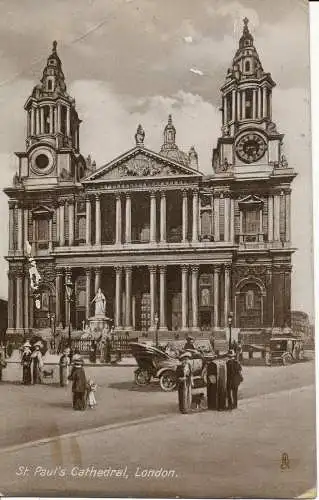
[59,348,71,386]
[21,342,32,385]
[68,358,87,410]
[31,342,43,384]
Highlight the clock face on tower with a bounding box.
[236,133,267,163]
[30,147,55,176]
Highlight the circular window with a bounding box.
[35,154,49,169]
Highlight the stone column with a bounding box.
[115,267,123,329]
[224,265,230,327]
[222,96,226,126]
[241,91,246,119]
[230,197,235,243]
[24,275,29,331]
[182,190,188,242]
[59,200,65,247]
[124,266,133,330]
[31,107,35,135]
[232,89,236,121]
[253,89,257,119]
[192,190,199,242]
[125,193,131,244]
[16,270,23,330]
[36,107,40,135]
[7,271,14,329]
[150,192,157,243]
[160,191,167,243]
[258,88,262,118]
[224,194,230,242]
[55,269,63,325]
[85,196,92,246]
[191,265,199,330]
[49,106,54,134]
[66,107,70,136]
[273,194,280,241]
[57,103,61,133]
[68,200,75,246]
[268,194,274,242]
[181,265,188,330]
[94,267,102,294]
[115,194,122,245]
[159,265,167,330]
[237,91,241,120]
[32,217,36,253]
[95,194,101,245]
[214,194,220,241]
[85,268,92,320]
[23,208,29,251]
[48,218,53,252]
[262,87,267,118]
[8,202,15,251]
[285,191,291,242]
[17,204,23,252]
[213,266,220,327]
[149,266,157,329]
[40,107,44,134]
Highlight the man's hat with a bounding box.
[228,350,236,358]
[180,352,192,360]
[186,335,194,341]
[23,341,31,348]
[33,341,42,348]
[73,359,84,367]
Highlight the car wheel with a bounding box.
[159,371,177,392]
[282,353,292,366]
[134,369,151,386]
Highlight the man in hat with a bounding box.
[31,341,44,384]
[68,356,87,410]
[184,336,196,351]
[177,351,193,413]
[21,341,32,385]
[226,350,243,410]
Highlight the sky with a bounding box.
[0,0,314,319]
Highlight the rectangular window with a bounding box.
[245,89,253,119]
[226,94,232,122]
[244,208,259,234]
[37,218,49,249]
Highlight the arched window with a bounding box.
[245,61,250,72]
[246,290,254,310]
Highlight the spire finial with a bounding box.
[243,17,249,28]
[168,114,172,126]
[52,40,57,54]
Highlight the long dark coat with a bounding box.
[68,367,87,410]
[21,351,32,385]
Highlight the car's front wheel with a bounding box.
[159,371,177,392]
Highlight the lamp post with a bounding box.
[47,312,56,352]
[228,311,234,350]
[154,312,159,347]
[65,276,73,348]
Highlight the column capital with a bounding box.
[159,190,166,198]
[124,265,132,273]
[84,267,93,275]
[8,200,17,209]
[55,267,64,277]
[16,269,24,279]
[159,265,167,274]
[115,192,122,201]
[150,190,157,198]
[190,264,199,273]
[67,197,75,206]
[181,264,189,273]
[58,198,67,207]
[93,266,102,274]
[182,188,189,198]
[224,263,231,272]
[125,192,131,199]
[85,194,92,203]
[64,266,72,277]
[115,265,123,274]
[191,188,199,195]
[214,265,221,274]
[94,193,100,201]
[148,265,157,274]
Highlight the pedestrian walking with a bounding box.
[89,340,97,363]
[59,347,71,386]
[86,377,97,408]
[68,356,87,410]
[21,341,32,385]
[31,341,44,384]
[226,350,243,410]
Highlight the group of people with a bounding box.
[59,348,97,411]
[21,341,44,385]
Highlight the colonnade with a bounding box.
[223,85,271,125]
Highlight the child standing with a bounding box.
[87,378,97,408]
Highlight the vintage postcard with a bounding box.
[0,0,316,498]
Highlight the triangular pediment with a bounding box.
[83,147,201,183]
[238,194,263,207]
[32,205,54,217]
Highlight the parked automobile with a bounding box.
[268,336,304,366]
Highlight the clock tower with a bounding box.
[213,18,286,177]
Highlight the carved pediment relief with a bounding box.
[84,148,200,182]
[238,194,263,207]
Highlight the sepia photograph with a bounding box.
[0,0,316,497]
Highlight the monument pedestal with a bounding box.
[88,315,112,339]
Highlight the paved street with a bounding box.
[0,360,316,497]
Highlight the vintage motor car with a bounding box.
[267,336,304,366]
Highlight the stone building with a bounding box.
[5,20,296,342]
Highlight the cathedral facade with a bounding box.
[5,20,296,341]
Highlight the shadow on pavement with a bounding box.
[108,381,166,392]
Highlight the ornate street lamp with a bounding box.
[228,311,234,350]
[47,312,56,352]
[154,312,159,348]
[65,276,73,347]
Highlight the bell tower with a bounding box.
[17,41,85,184]
[212,18,287,178]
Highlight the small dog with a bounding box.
[42,369,54,378]
[191,392,206,409]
